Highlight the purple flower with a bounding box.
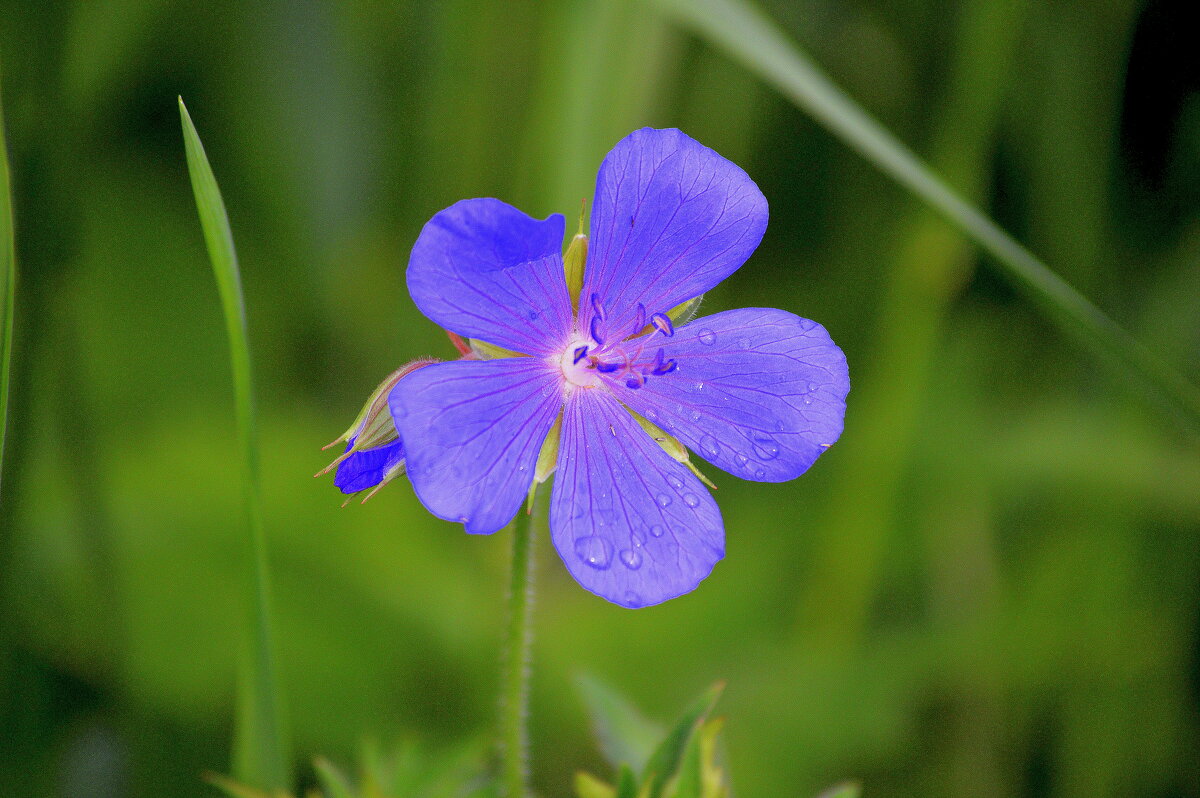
[390,128,849,608]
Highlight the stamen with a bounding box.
[625,376,643,389]
[590,292,606,320]
[572,345,589,364]
[631,303,646,336]
[652,357,678,376]
[595,360,621,373]
[650,313,674,337]
[589,315,606,346]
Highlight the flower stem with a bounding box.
[500,496,537,798]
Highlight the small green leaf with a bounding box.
[615,765,640,798]
[575,771,617,798]
[204,772,290,798]
[815,781,862,798]
[642,682,724,798]
[313,756,356,798]
[577,673,666,774]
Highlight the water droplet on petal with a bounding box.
[808,382,818,392]
[682,493,700,508]
[650,524,665,538]
[574,536,613,570]
[698,329,716,345]
[753,466,766,478]
[667,475,683,490]
[644,408,659,422]
[689,410,701,422]
[803,395,813,405]
[623,591,643,607]
[751,435,780,460]
[619,549,643,570]
[699,435,720,458]
[456,514,470,524]
[655,493,673,508]
[734,453,750,468]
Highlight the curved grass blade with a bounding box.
[0,67,15,498]
[179,97,290,790]
[653,0,1200,430]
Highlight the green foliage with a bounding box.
[576,681,856,798]
[654,0,1200,430]
[181,98,290,790]
[208,740,496,798]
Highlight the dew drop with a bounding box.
[456,514,470,524]
[803,395,813,405]
[655,493,673,508]
[667,475,684,490]
[698,329,716,345]
[734,453,749,468]
[753,466,767,478]
[574,536,613,570]
[699,435,720,458]
[689,410,701,422]
[750,435,780,460]
[619,549,643,570]
[808,382,819,392]
[649,524,665,538]
[623,591,643,607]
[682,493,700,508]
[644,408,659,422]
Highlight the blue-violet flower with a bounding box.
[390,128,849,608]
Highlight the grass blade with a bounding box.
[0,67,15,500]
[179,97,289,790]
[653,0,1200,429]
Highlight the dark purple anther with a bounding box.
[652,357,677,376]
[626,377,643,389]
[573,345,589,364]
[589,315,606,346]
[590,292,606,321]
[631,303,646,336]
[596,360,621,373]
[650,312,674,337]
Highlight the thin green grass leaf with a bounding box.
[179,97,289,791]
[653,0,1200,430]
[0,66,16,498]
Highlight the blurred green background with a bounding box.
[1,0,1198,796]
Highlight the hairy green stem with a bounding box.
[500,497,537,798]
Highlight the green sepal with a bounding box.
[663,717,726,798]
[469,339,523,360]
[625,409,717,489]
[527,414,562,511]
[564,201,589,310]
[667,295,703,325]
[642,682,725,798]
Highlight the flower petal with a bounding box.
[610,308,848,482]
[334,438,405,495]
[581,128,768,343]
[550,388,724,608]
[407,198,574,356]
[389,358,562,534]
